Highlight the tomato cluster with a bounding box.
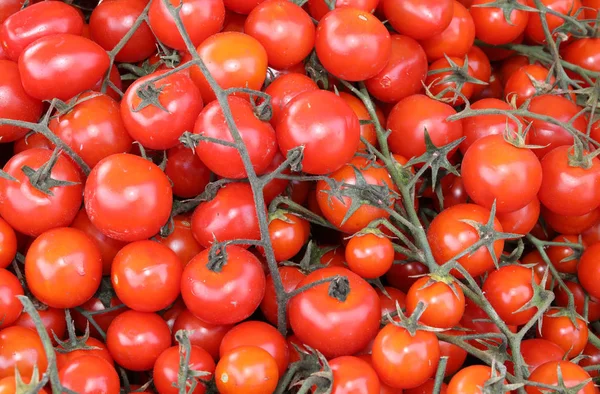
[0,0,600,393]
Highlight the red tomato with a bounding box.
[276,89,360,175]
[525,0,583,44]
[106,310,171,371]
[427,204,504,278]
[461,299,518,350]
[0,0,21,24]
[307,0,379,20]
[121,70,203,150]
[345,233,394,279]
[372,324,440,389]
[0,60,43,142]
[563,38,600,85]
[289,267,381,358]
[339,92,382,152]
[0,269,22,328]
[382,0,454,40]
[526,361,596,394]
[470,0,529,45]
[0,376,48,394]
[190,32,267,103]
[543,206,600,235]
[194,96,276,179]
[406,276,465,329]
[419,2,475,62]
[0,326,48,379]
[438,330,468,377]
[157,215,203,266]
[405,379,448,394]
[89,0,156,62]
[365,35,428,103]
[181,246,266,325]
[555,281,600,322]
[386,262,429,293]
[58,355,120,394]
[215,346,279,394]
[267,213,309,262]
[578,242,600,299]
[425,56,476,105]
[191,182,263,248]
[153,345,215,394]
[315,7,391,81]
[0,1,83,61]
[244,0,315,69]
[56,336,113,369]
[13,133,53,154]
[222,9,247,32]
[0,218,16,269]
[84,153,173,242]
[466,46,492,96]
[504,64,553,107]
[546,234,582,274]
[507,339,564,375]
[387,94,462,160]
[376,286,407,317]
[92,63,123,102]
[172,309,233,361]
[260,266,305,327]
[18,34,110,101]
[472,70,504,101]
[165,144,211,199]
[329,356,381,394]
[580,342,600,377]
[448,365,503,394]
[538,309,588,358]
[14,306,67,345]
[148,0,225,51]
[263,73,319,127]
[496,197,541,236]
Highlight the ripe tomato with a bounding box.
[92,63,122,102]
[546,234,582,274]
[0,269,22,328]
[263,73,318,127]
[383,0,454,40]
[289,267,380,358]
[106,310,171,371]
[315,157,396,234]
[372,324,440,389]
[58,355,119,394]
[504,64,553,107]
[215,346,279,394]
[148,0,225,51]
[579,242,600,299]
[14,306,67,345]
[555,281,600,322]
[89,0,156,62]
[525,0,583,44]
[0,64,43,141]
[466,46,492,96]
[427,204,503,278]
[562,38,600,85]
[345,233,394,279]
[157,215,203,266]
[406,277,465,329]
[425,56,476,105]
[0,376,48,394]
[172,309,233,361]
[543,206,600,235]
[507,339,564,375]
[18,34,109,101]
[527,95,587,159]
[472,69,504,100]
[219,321,289,376]
[405,379,448,394]
[25,227,102,308]
[461,299,518,350]
[84,153,173,242]
[277,89,360,174]
[0,218,16,269]
[0,1,83,61]
[387,94,462,160]
[56,336,113,369]
[267,213,309,262]
[154,345,215,394]
[190,32,267,103]
[315,7,391,81]
[580,342,600,378]
[365,35,428,103]
[121,70,203,150]
[539,145,600,217]
[0,0,21,25]
[191,183,263,248]
[329,356,381,394]
[111,241,183,312]
[496,197,541,236]
[0,326,48,379]
[526,361,596,394]
[470,0,529,45]
[538,309,588,358]
[49,92,133,169]
[181,246,266,325]
[244,0,315,69]
[386,262,429,292]
[339,92,383,152]
[194,96,276,178]
[165,145,211,199]
[377,286,407,317]
[419,2,475,62]
[307,0,378,20]
[448,365,503,394]
[260,266,305,327]
[462,134,542,213]
[438,330,468,377]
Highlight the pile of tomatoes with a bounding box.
[1,0,600,393]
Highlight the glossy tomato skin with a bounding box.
[215,346,279,394]
[387,94,462,160]
[578,242,600,299]
[157,215,203,266]
[307,0,379,20]
[260,266,305,327]
[496,197,541,236]
[288,267,381,358]
[191,183,262,248]
[0,60,43,142]
[0,148,82,236]
[111,241,183,312]
[267,213,309,262]
[462,134,542,213]
[315,7,391,81]
[525,0,583,44]
[89,0,156,62]
[121,70,203,150]
[0,218,16,269]
[383,0,454,40]
[194,96,276,178]
[277,89,361,175]
[504,64,553,107]
[507,339,564,375]
[329,356,381,394]
[48,92,133,169]
[148,0,225,51]
[461,299,518,350]
[470,0,529,45]
[405,379,448,394]
[58,355,120,394]
[0,326,48,379]
[0,269,22,328]
[406,277,465,329]
[263,73,319,127]
[526,361,596,394]
[0,0,21,25]
[539,145,600,216]
[25,227,102,309]
[466,46,492,96]
[0,1,83,61]
[365,35,428,103]
[425,56,476,105]
[106,310,171,371]
[555,281,600,322]
[448,365,500,394]
[372,325,440,389]
[56,336,113,369]
[219,321,289,376]
[181,246,266,325]
[339,92,382,152]
[386,262,429,293]
[419,2,475,62]
[18,34,110,101]
[427,204,504,278]
[172,309,233,361]
[546,234,582,274]
[543,206,600,235]
[345,233,394,279]
[562,38,600,84]
[165,145,211,199]
[315,157,396,234]
[581,343,600,377]
[377,286,407,317]
[538,309,588,358]
[16,307,67,346]
[84,153,173,242]
[0,376,48,394]
[154,345,215,394]
[244,0,315,69]
[190,32,267,103]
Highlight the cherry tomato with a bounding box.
[562,38,600,85]
[496,197,541,236]
[466,46,492,96]
[554,281,600,322]
[263,73,319,127]
[154,345,215,394]
[438,330,468,377]
[339,92,382,152]
[260,266,305,328]
[538,309,588,358]
[546,234,582,274]
[448,365,502,394]
[579,242,600,299]
[329,356,381,394]
[386,262,429,293]
[526,360,596,394]
[406,276,465,329]
[376,286,407,317]
[84,153,173,242]
[0,218,16,269]
[461,299,518,350]
[308,0,379,20]
[382,0,454,40]
[0,269,22,328]
[58,355,119,394]
[14,306,67,345]
[56,336,113,370]
[525,0,583,44]
[215,346,279,394]
[0,0,21,24]
[13,133,53,154]
[0,326,48,379]
[92,63,123,102]
[267,213,309,262]
[165,145,211,199]
[345,232,394,279]
[405,379,448,394]
[543,206,600,235]
[470,0,529,45]
[504,64,553,107]
[425,56,476,105]
[172,309,233,361]
[580,342,600,377]
[0,376,48,394]
[420,2,475,62]
[507,339,564,375]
